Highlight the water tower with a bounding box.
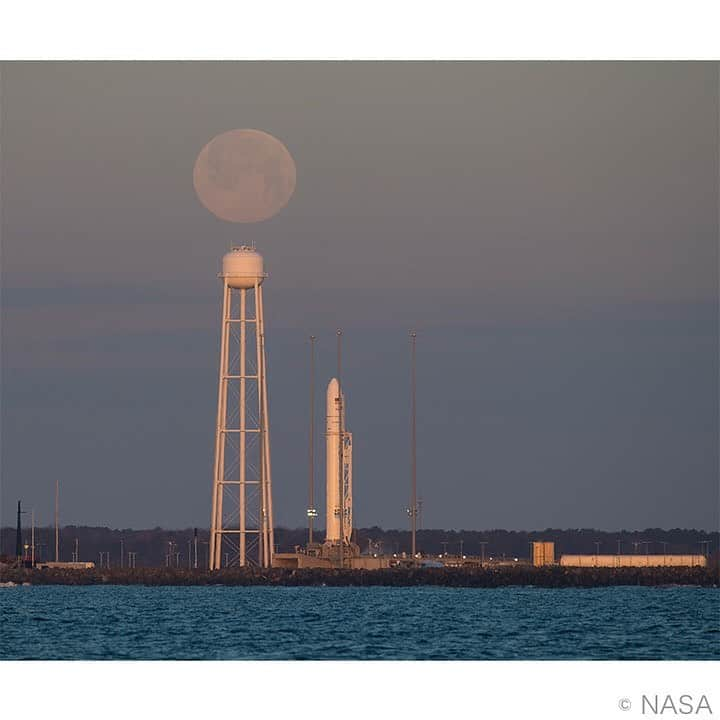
[194,128,296,569]
[209,246,273,569]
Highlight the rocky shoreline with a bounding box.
[1,565,717,587]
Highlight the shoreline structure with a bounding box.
[1,565,717,588]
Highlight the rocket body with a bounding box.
[325,378,342,542]
[325,378,352,544]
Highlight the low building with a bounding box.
[272,553,333,569]
[272,552,391,570]
[532,541,555,567]
[559,554,706,568]
[36,561,95,570]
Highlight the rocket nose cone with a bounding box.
[327,377,339,399]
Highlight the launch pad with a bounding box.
[272,549,389,570]
[272,375,369,569]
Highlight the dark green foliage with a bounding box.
[1,525,717,568]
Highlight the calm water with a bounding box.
[1,585,718,660]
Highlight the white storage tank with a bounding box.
[221,246,266,288]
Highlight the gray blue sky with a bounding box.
[1,62,717,531]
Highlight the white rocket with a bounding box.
[325,378,352,544]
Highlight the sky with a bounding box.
[1,62,718,532]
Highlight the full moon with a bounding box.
[193,129,297,223]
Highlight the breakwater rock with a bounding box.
[1,565,717,587]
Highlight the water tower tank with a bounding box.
[221,246,266,289]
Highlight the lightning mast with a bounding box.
[337,330,344,569]
[410,331,418,562]
[308,336,317,545]
[55,477,59,562]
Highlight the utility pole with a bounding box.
[617,539,622,555]
[55,477,59,562]
[187,539,192,569]
[594,541,601,556]
[120,538,124,569]
[479,541,488,566]
[72,537,79,562]
[410,330,417,564]
[441,540,449,557]
[308,335,316,546]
